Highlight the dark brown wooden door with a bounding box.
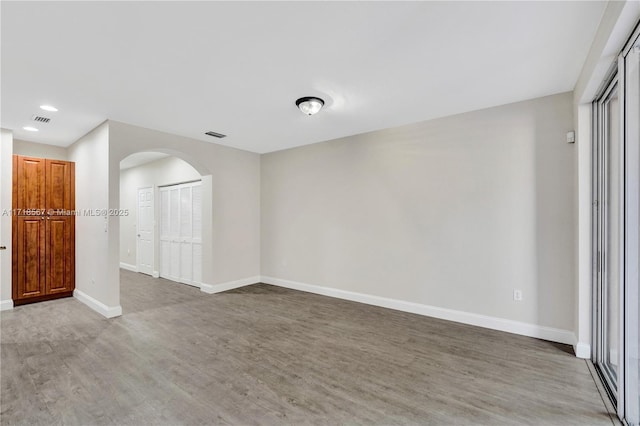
[45,159,75,212]
[13,156,46,212]
[12,155,76,304]
[45,216,75,294]
[13,216,46,299]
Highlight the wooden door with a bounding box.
[13,216,46,300]
[46,216,74,294]
[12,155,76,304]
[13,156,46,212]
[45,159,75,213]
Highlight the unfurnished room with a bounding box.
[1,1,639,425]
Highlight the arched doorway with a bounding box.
[116,149,213,313]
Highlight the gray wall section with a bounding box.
[109,121,262,288]
[261,92,576,331]
[13,139,68,160]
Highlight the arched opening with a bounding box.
[117,150,213,313]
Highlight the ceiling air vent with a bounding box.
[205,131,226,139]
[31,115,51,123]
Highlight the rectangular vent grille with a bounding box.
[32,115,51,123]
[205,131,226,139]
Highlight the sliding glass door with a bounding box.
[593,25,640,426]
[595,76,622,400]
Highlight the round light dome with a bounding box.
[296,97,324,116]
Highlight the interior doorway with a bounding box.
[119,152,203,287]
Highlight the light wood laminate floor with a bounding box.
[1,270,614,425]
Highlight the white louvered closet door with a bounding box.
[159,181,202,287]
[191,183,202,284]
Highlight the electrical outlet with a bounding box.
[513,289,523,301]
[127,248,130,256]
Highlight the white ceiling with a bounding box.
[1,1,606,154]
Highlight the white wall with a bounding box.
[262,92,575,335]
[109,121,261,289]
[119,156,201,269]
[67,122,121,317]
[0,129,14,309]
[13,139,67,160]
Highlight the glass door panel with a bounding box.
[603,87,621,389]
[595,78,621,402]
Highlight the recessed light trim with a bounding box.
[23,126,39,132]
[40,105,58,112]
[296,97,324,116]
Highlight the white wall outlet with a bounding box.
[127,248,131,256]
[513,289,523,301]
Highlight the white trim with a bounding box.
[0,299,14,311]
[119,262,138,273]
[180,279,201,289]
[73,289,122,318]
[200,276,260,294]
[261,276,575,346]
[574,339,591,359]
[152,271,160,278]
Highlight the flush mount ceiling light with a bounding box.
[23,126,39,132]
[296,97,324,116]
[39,105,58,112]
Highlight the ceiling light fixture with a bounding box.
[296,97,324,116]
[40,105,58,112]
[23,126,39,132]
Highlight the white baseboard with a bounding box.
[74,289,122,319]
[0,299,14,311]
[200,276,261,294]
[184,281,201,288]
[574,340,591,359]
[119,262,137,273]
[260,276,575,346]
[152,271,160,278]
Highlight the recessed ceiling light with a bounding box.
[23,126,39,132]
[39,105,58,112]
[296,97,324,116]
